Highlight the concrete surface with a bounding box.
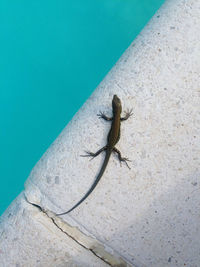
[0,193,111,267]
[1,0,200,266]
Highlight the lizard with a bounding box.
[57,94,132,216]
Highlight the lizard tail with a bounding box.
[57,149,112,216]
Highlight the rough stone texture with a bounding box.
[0,193,109,267]
[1,0,200,266]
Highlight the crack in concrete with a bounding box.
[25,195,133,267]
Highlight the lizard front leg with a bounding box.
[120,109,133,121]
[97,111,113,121]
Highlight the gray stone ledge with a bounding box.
[1,0,200,266]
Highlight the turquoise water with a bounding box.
[0,0,165,215]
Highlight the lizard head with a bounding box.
[112,94,122,113]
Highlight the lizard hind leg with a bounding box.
[113,147,131,169]
[81,146,107,161]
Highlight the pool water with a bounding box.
[0,0,165,215]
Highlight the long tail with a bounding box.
[57,149,112,216]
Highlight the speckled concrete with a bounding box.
[0,193,110,267]
[1,0,200,266]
